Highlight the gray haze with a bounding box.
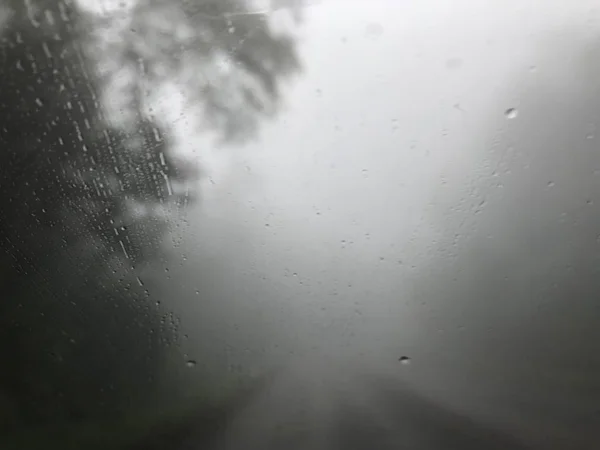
[49,0,600,448]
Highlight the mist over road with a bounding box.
[166,353,532,450]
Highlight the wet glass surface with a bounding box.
[1,0,599,449]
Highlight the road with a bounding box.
[179,354,535,450]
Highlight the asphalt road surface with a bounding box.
[156,354,537,450]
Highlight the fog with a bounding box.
[143,0,600,446]
[2,0,600,448]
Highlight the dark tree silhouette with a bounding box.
[85,0,301,143]
[0,0,300,433]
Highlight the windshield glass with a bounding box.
[1,1,599,449]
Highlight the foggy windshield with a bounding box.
[1,1,599,449]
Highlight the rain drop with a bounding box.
[186,360,197,368]
[399,356,411,365]
[505,108,518,119]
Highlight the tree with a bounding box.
[0,0,300,431]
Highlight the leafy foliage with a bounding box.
[0,0,300,431]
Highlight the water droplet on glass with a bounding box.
[399,356,411,365]
[547,181,555,188]
[505,108,518,119]
[186,360,197,368]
